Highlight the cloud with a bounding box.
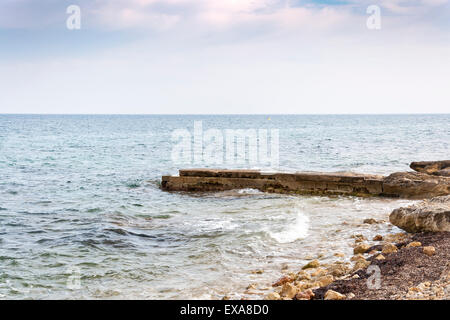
[0,0,449,31]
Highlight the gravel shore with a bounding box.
[314,232,450,300]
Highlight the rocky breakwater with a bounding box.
[161,166,450,199]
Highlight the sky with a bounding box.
[0,0,449,114]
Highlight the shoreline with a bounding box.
[257,198,450,300]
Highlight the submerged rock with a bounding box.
[389,196,450,233]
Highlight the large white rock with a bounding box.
[389,196,450,232]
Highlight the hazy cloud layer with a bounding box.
[0,1,449,114]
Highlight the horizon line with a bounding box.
[1,113,449,116]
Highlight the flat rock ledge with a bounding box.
[161,168,450,199]
[390,196,450,233]
[410,160,450,177]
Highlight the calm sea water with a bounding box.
[0,114,449,299]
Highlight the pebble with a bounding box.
[406,241,422,248]
[423,246,436,256]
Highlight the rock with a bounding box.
[423,246,436,256]
[382,172,450,199]
[324,290,346,300]
[296,281,315,291]
[351,254,366,262]
[302,259,320,270]
[368,250,377,255]
[353,243,371,254]
[375,254,386,260]
[384,232,410,243]
[373,235,383,241]
[246,283,257,290]
[280,283,298,299]
[295,271,311,281]
[334,252,345,258]
[352,274,360,279]
[389,196,450,233]
[406,241,422,248]
[382,243,398,254]
[410,160,450,176]
[251,269,264,274]
[272,275,293,287]
[317,275,334,287]
[352,234,367,243]
[352,259,370,272]
[265,292,281,300]
[436,168,450,177]
[327,263,351,277]
[363,218,378,224]
[311,268,326,278]
[295,289,315,300]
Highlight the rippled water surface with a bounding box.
[0,114,449,299]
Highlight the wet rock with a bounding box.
[251,269,264,274]
[375,254,386,260]
[324,289,346,300]
[373,235,383,241]
[410,160,450,176]
[423,246,436,256]
[389,195,450,233]
[280,283,298,299]
[363,218,378,224]
[265,292,281,300]
[382,172,450,199]
[272,275,293,287]
[382,243,398,254]
[352,234,367,243]
[302,259,320,270]
[353,243,371,254]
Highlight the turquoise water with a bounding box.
[0,114,449,299]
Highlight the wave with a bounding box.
[268,210,310,244]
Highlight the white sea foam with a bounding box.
[269,210,310,243]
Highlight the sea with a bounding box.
[0,114,448,299]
